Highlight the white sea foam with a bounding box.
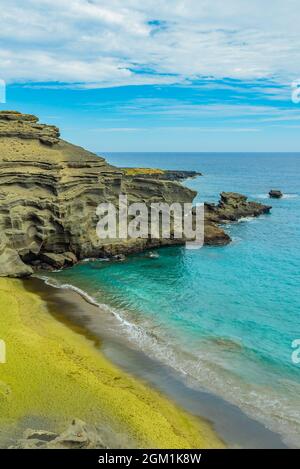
[255,194,269,199]
[254,193,298,200]
[282,194,298,199]
[37,275,100,307]
[237,216,256,223]
[81,257,110,263]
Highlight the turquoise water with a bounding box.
[44,153,300,446]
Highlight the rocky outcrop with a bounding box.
[0,111,272,277]
[10,419,106,449]
[203,192,271,245]
[0,111,196,277]
[205,192,271,223]
[203,221,231,246]
[269,189,283,199]
[0,111,60,145]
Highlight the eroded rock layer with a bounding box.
[0,111,196,277]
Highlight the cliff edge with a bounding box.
[0,111,196,277]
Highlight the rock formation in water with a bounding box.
[0,111,271,277]
[203,192,271,245]
[205,192,271,223]
[269,189,283,199]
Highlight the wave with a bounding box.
[237,216,257,223]
[254,193,298,200]
[37,275,101,307]
[282,194,299,199]
[80,257,110,263]
[36,274,300,448]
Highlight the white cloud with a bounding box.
[0,0,300,86]
[89,126,260,133]
[89,98,298,119]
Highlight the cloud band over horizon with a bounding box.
[1,0,300,87]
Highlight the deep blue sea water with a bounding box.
[43,153,300,446]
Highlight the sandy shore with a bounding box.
[0,277,224,449]
[25,276,288,449]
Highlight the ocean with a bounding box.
[41,153,300,447]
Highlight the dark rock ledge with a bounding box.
[122,167,202,181]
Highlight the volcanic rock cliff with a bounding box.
[0,111,198,277]
[0,111,271,277]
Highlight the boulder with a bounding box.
[0,247,33,277]
[269,189,283,199]
[39,252,78,269]
[10,419,106,449]
[204,223,231,246]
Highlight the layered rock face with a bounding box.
[0,110,60,145]
[0,111,196,277]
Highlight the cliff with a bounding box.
[0,111,271,277]
[0,111,196,277]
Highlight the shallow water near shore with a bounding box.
[41,152,300,448]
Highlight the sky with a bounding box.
[1,0,300,152]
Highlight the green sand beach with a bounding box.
[0,277,224,448]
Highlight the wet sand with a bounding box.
[25,277,288,449]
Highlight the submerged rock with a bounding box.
[269,189,283,199]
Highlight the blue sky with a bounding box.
[1,1,300,152]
